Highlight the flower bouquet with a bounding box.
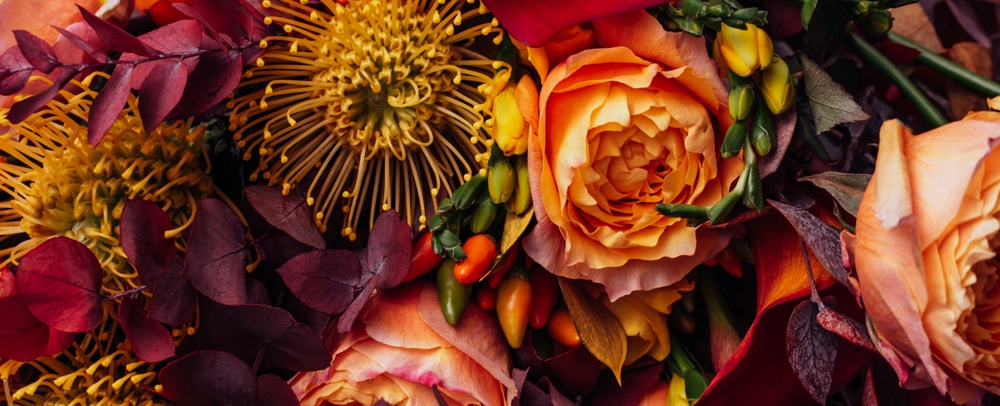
[2,0,1000,404]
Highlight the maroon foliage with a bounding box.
[17,237,103,333]
[88,63,133,145]
[585,358,664,406]
[119,295,176,362]
[13,31,58,73]
[212,304,331,372]
[184,198,248,305]
[365,210,411,290]
[276,249,360,315]
[245,185,325,249]
[6,67,78,123]
[0,295,51,362]
[52,26,107,63]
[770,200,857,297]
[336,274,378,334]
[0,46,33,95]
[159,350,259,406]
[138,59,188,134]
[78,5,156,56]
[254,375,299,406]
[148,255,197,326]
[120,198,175,284]
[787,299,838,405]
[816,306,876,353]
[167,46,243,119]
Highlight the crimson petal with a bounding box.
[481,0,668,47]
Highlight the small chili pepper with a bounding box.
[497,265,532,348]
[528,265,558,329]
[476,285,498,312]
[547,308,581,348]
[452,234,497,284]
[437,259,472,326]
[487,241,520,289]
[405,232,443,282]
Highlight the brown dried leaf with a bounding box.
[946,42,992,118]
[816,306,876,352]
[557,277,627,383]
[890,4,944,54]
[769,200,857,297]
[786,300,837,405]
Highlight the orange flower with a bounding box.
[855,112,1000,402]
[521,11,741,300]
[290,282,516,406]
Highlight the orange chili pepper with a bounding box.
[547,308,581,348]
[453,234,496,284]
[497,265,532,348]
[405,232,442,282]
[528,265,558,329]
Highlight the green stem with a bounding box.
[889,32,1000,97]
[846,32,949,128]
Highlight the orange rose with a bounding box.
[290,282,516,406]
[855,113,1000,402]
[521,11,742,300]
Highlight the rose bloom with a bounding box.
[855,112,1000,402]
[521,11,742,300]
[289,282,516,406]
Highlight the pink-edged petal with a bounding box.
[482,0,669,47]
[362,281,443,350]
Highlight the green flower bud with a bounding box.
[721,120,747,159]
[742,163,763,211]
[707,191,741,224]
[656,203,709,219]
[472,191,499,234]
[751,105,775,156]
[511,154,532,215]
[864,9,893,36]
[728,86,755,120]
[488,151,515,204]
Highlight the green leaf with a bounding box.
[800,55,870,133]
[800,172,871,216]
[804,0,849,63]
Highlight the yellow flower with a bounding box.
[229,0,510,240]
[0,73,211,404]
[596,279,694,365]
[715,24,773,77]
[759,56,794,114]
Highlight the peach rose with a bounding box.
[289,282,516,406]
[521,11,742,300]
[855,112,1000,402]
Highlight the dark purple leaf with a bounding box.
[254,375,298,406]
[337,274,378,333]
[119,295,176,362]
[816,306,875,352]
[184,198,248,305]
[512,329,602,396]
[13,30,59,73]
[586,359,664,406]
[174,3,233,53]
[758,110,796,179]
[78,5,156,56]
[120,198,175,286]
[6,67,78,123]
[148,255,197,326]
[769,199,857,297]
[88,63,133,146]
[259,323,332,371]
[246,276,270,305]
[212,304,329,372]
[786,300,837,405]
[863,365,879,406]
[159,350,258,406]
[281,295,331,336]
[0,70,31,96]
[277,249,360,314]
[52,26,108,63]
[366,210,411,290]
[245,185,326,249]
[138,59,188,134]
[17,237,103,332]
[0,295,50,361]
[0,46,33,95]
[945,0,992,48]
[166,48,242,119]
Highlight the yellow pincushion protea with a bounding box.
[0,73,212,405]
[229,0,510,240]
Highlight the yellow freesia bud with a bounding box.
[599,280,694,365]
[668,374,688,406]
[492,86,527,155]
[760,56,795,114]
[716,24,774,77]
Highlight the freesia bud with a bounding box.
[492,86,527,155]
[716,23,773,77]
[488,147,515,204]
[760,56,795,114]
[668,374,689,406]
[864,9,893,36]
[721,120,747,159]
[728,86,755,120]
[750,104,775,156]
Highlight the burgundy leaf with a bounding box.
[17,237,103,333]
[816,306,876,353]
[511,327,602,396]
[149,255,198,326]
[366,210,411,290]
[6,67,78,123]
[0,295,50,361]
[166,48,241,119]
[0,70,31,96]
[212,304,329,371]
[863,365,879,406]
[769,200,858,297]
[259,323,332,371]
[120,295,176,362]
[52,26,108,63]
[586,358,664,405]
[245,185,326,249]
[138,59,188,134]
[254,375,299,406]
[337,273,378,333]
[184,198,248,305]
[88,63,133,146]
[43,328,75,356]
[246,276,270,305]
[159,350,258,406]
[281,294,331,336]
[138,19,203,54]
[786,300,837,405]
[174,3,233,53]
[0,267,17,298]
[277,249,360,314]
[78,5,156,56]
[0,47,34,96]
[13,30,59,73]
[190,0,258,41]
[758,110,796,179]
[121,198,175,286]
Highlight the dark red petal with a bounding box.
[481,0,667,47]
